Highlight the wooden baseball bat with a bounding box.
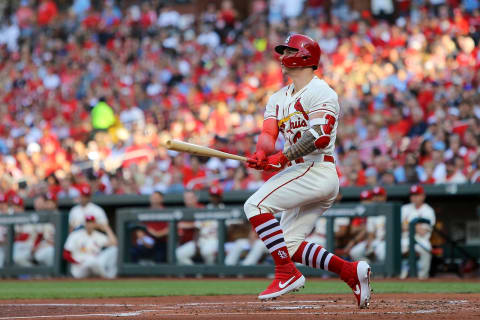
[166,139,248,162]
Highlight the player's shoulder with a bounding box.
[422,203,435,213]
[69,228,86,238]
[307,77,338,100]
[401,203,414,211]
[270,85,290,100]
[88,202,104,212]
[69,205,81,213]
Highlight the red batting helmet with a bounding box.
[410,184,425,195]
[274,34,321,70]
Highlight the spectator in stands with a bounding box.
[0,0,478,198]
[400,185,436,279]
[131,191,168,263]
[68,185,108,232]
[63,215,118,278]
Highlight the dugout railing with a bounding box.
[116,202,402,277]
[0,211,68,277]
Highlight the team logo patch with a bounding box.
[278,250,288,259]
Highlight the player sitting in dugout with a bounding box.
[63,215,118,279]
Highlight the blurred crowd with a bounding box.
[0,0,479,205]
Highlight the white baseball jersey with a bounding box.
[64,229,109,264]
[69,203,108,229]
[366,216,386,240]
[264,76,339,160]
[14,224,37,244]
[35,223,55,244]
[401,203,436,238]
[0,226,6,243]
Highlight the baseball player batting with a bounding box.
[244,34,371,308]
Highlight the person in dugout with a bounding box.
[63,215,118,278]
[131,191,169,263]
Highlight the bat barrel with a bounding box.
[165,139,247,162]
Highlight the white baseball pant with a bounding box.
[13,241,33,267]
[71,246,118,279]
[34,245,54,266]
[244,161,339,256]
[401,235,432,279]
[0,246,4,267]
[176,237,218,265]
[349,239,386,262]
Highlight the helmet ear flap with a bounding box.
[275,34,321,69]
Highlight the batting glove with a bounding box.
[246,150,267,170]
[264,151,289,171]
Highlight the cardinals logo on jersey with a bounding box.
[294,99,309,121]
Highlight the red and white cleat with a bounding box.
[258,262,305,300]
[341,261,372,308]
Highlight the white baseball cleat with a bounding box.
[341,261,372,308]
[258,262,305,300]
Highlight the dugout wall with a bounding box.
[116,202,401,277]
[0,211,68,277]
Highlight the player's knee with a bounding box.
[284,238,302,258]
[243,198,259,219]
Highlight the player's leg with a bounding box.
[241,239,269,265]
[372,239,386,262]
[244,163,331,299]
[284,203,348,276]
[175,241,196,265]
[34,245,55,266]
[70,263,90,278]
[225,238,249,265]
[97,246,118,279]
[13,242,33,267]
[400,237,410,278]
[349,240,368,261]
[0,246,5,267]
[285,203,371,308]
[199,237,218,265]
[414,237,432,279]
[244,162,341,299]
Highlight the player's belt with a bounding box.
[288,154,335,166]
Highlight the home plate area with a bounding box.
[1,294,479,319]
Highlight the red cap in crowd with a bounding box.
[360,190,373,201]
[410,185,425,195]
[85,215,96,222]
[10,195,24,207]
[79,185,92,196]
[372,186,386,196]
[209,186,223,197]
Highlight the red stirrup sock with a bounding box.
[292,241,347,275]
[249,213,292,265]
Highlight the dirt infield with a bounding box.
[1,293,479,320]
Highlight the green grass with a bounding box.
[0,279,479,300]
